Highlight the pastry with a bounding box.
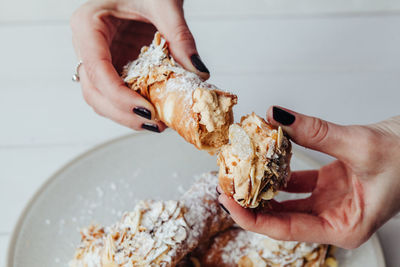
[70,172,338,267]
[123,33,237,153]
[186,227,334,267]
[69,172,233,267]
[217,113,292,208]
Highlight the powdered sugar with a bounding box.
[124,33,218,106]
[123,38,167,82]
[181,172,230,246]
[220,230,321,266]
[70,172,232,267]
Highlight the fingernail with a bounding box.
[190,54,210,74]
[141,123,160,133]
[273,106,295,126]
[133,107,152,120]
[216,186,221,195]
[219,204,230,215]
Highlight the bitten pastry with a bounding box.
[217,113,292,208]
[123,32,237,153]
[186,227,334,267]
[69,172,233,267]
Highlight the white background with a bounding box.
[1,0,400,266]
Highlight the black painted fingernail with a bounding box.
[219,204,230,215]
[273,106,296,126]
[190,54,210,74]
[141,123,160,133]
[216,186,221,195]
[133,107,152,120]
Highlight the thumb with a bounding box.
[150,0,210,80]
[369,115,400,138]
[267,106,353,160]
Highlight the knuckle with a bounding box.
[83,60,110,89]
[107,85,127,107]
[70,9,80,30]
[70,4,90,31]
[70,1,101,32]
[283,216,294,240]
[309,117,329,144]
[112,115,142,131]
[126,120,142,131]
[84,62,129,108]
[341,236,363,249]
[83,62,97,83]
[361,131,379,155]
[172,24,195,44]
[353,127,383,166]
[81,87,94,106]
[91,106,104,117]
[239,221,252,231]
[338,227,369,249]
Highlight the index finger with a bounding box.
[218,194,333,244]
[283,170,319,193]
[71,3,156,118]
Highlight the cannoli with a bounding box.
[217,113,292,208]
[69,172,233,267]
[123,33,237,153]
[188,227,331,267]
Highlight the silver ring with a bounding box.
[72,60,83,82]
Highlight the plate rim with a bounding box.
[6,131,386,267]
[369,234,386,267]
[6,132,148,266]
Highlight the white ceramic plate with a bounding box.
[7,131,385,266]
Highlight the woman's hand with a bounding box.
[70,0,210,132]
[218,106,400,249]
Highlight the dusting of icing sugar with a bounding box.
[70,172,232,267]
[106,199,189,266]
[164,63,219,108]
[123,38,167,82]
[220,230,320,266]
[124,34,219,103]
[181,172,229,243]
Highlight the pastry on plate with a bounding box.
[123,32,237,153]
[182,227,336,267]
[69,172,233,267]
[217,113,292,208]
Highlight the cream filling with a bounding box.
[224,125,255,202]
[192,88,233,132]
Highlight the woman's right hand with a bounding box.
[70,0,210,132]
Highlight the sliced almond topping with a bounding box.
[140,46,149,54]
[238,255,254,267]
[277,126,283,150]
[154,32,161,46]
[305,250,318,261]
[229,124,254,160]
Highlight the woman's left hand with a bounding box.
[218,106,400,249]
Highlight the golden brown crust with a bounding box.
[123,33,237,153]
[148,79,204,149]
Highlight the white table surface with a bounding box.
[1,1,399,266]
